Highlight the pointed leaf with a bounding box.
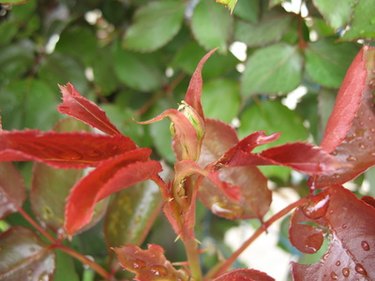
[114,244,187,281]
[184,49,217,119]
[0,162,25,218]
[315,46,375,187]
[104,180,162,248]
[213,268,275,281]
[0,130,136,168]
[198,119,271,220]
[65,149,162,235]
[0,226,55,281]
[312,0,354,30]
[291,186,375,280]
[58,83,122,136]
[122,1,185,52]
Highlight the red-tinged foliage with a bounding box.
[139,109,201,161]
[64,148,162,235]
[58,83,122,136]
[0,162,26,218]
[362,195,375,208]
[114,244,187,281]
[291,186,375,280]
[313,46,375,188]
[213,268,275,281]
[0,226,55,280]
[198,119,271,220]
[0,130,136,168]
[184,48,217,119]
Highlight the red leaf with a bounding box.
[0,162,26,218]
[213,269,275,281]
[314,46,375,187]
[64,148,162,235]
[58,83,122,136]
[0,130,136,168]
[113,244,187,281]
[198,119,271,220]
[184,49,217,119]
[139,109,200,161]
[291,186,375,280]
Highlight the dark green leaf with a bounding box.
[235,10,292,47]
[191,0,233,52]
[123,1,185,52]
[0,0,26,3]
[0,163,26,219]
[341,0,375,40]
[313,0,355,30]
[241,43,303,96]
[305,39,359,88]
[113,46,164,92]
[0,21,18,46]
[0,226,55,281]
[202,79,240,122]
[104,180,162,248]
[233,0,259,23]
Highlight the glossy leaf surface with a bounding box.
[58,83,122,136]
[0,227,55,281]
[104,180,162,248]
[65,149,162,235]
[114,244,187,281]
[312,0,354,30]
[291,186,375,280]
[0,130,136,168]
[0,162,25,218]
[213,268,275,281]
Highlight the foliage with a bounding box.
[0,0,374,281]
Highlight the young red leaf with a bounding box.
[0,130,136,168]
[198,119,271,220]
[58,83,122,136]
[0,162,26,218]
[139,109,201,161]
[113,244,187,281]
[314,46,375,187]
[0,226,55,281]
[291,186,375,280]
[213,268,275,281]
[184,48,217,119]
[64,148,162,235]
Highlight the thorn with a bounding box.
[174,235,181,242]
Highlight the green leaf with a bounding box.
[233,0,259,23]
[123,1,185,52]
[313,0,355,30]
[104,180,162,248]
[0,226,55,280]
[38,52,89,93]
[341,0,375,40]
[235,10,292,47]
[305,39,359,88]
[239,100,308,180]
[0,79,59,130]
[269,0,284,8]
[241,43,303,96]
[0,0,26,4]
[113,46,164,92]
[0,21,18,46]
[191,0,233,52]
[202,79,240,122]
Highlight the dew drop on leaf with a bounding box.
[335,261,341,266]
[150,265,168,277]
[354,263,367,275]
[346,155,357,161]
[342,224,348,229]
[360,240,370,251]
[342,267,350,277]
[330,271,338,280]
[132,259,146,269]
[302,194,330,219]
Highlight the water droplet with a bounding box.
[303,193,330,219]
[150,265,167,277]
[342,267,350,277]
[211,203,235,218]
[323,252,330,261]
[359,144,366,149]
[342,224,348,229]
[361,240,370,251]
[132,259,146,269]
[371,128,375,133]
[346,155,357,162]
[330,271,338,280]
[335,261,341,266]
[331,150,338,156]
[63,150,82,160]
[355,263,367,275]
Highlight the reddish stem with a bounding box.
[204,197,307,280]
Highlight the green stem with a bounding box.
[204,198,307,280]
[183,237,202,281]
